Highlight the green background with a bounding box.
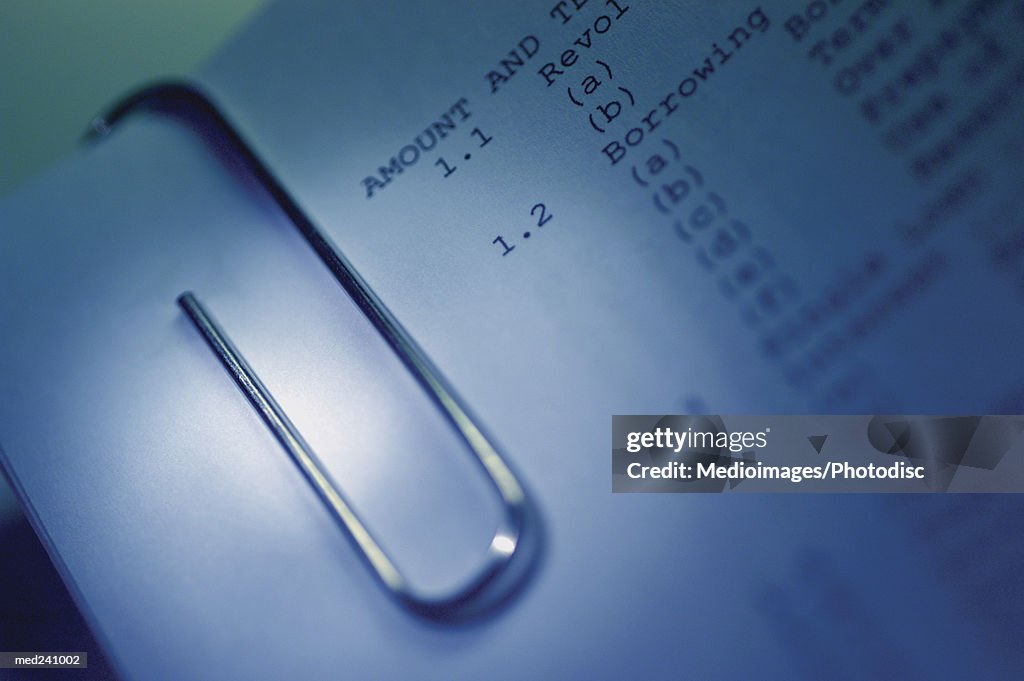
[0,0,268,195]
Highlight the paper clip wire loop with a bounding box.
[85,81,540,621]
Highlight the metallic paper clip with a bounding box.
[85,82,540,621]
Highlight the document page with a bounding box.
[201,0,1024,416]
[1,1,1022,679]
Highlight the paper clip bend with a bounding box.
[86,81,540,621]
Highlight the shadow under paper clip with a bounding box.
[84,81,544,623]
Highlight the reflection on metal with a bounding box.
[87,82,539,621]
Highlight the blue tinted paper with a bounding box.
[2,1,1023,679]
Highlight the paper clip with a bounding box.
[85,81,539,621]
